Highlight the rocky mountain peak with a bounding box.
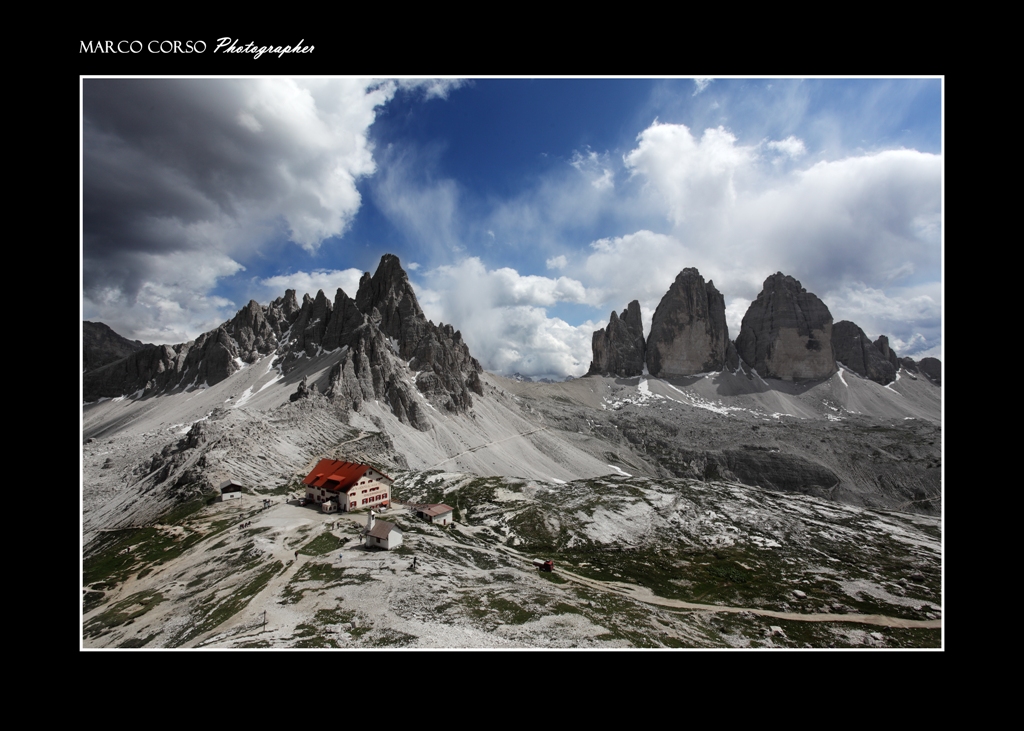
[900,356,942,386]
[646,268,733,377]
[82,321,150,373]
[832,321,897,385]
[355,253,426,356]
[84,254,483,432]
[588,300,646,377]
[735,272,836,381]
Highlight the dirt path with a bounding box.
[473,536,940,630]
[551,565,941,629]
[429,427,549,468]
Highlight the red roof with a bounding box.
[301,459,379,493]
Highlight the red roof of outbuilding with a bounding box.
[301,459,393,493]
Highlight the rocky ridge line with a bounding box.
[83,255,482,430]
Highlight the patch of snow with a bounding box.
[607,464,632,477]
[836,367,848,387]
[659,380,741,416]
[750,368,769,386]
[233,386,255,408]
[258,373,285,393]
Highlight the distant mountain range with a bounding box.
[83,254,941,539]
[589,267,940,386]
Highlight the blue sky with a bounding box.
[82,77,942,379]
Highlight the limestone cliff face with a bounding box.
[84,254,483,430]
[83,322,150,373]
[588,300,646,377]
[832,321,897,385]
[735,273,836,381]
[900,356,942,386]
[646,268,731,377]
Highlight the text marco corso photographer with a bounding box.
[79,38,314,59]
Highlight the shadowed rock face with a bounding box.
[735,273,836,381]
[833,321,897,385]
[83,321,150,372]
[646,268,731,377]
[588,300,646,377]
[901,356,942,386]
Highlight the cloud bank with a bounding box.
[83,78,395,342]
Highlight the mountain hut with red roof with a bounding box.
[301,459,394,512]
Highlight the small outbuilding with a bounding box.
[415,503,455,526]
[218,479,245,501]
[363,511,402,550]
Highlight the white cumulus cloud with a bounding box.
[256,268,365,303]
[416,258,599,378]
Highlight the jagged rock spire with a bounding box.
[646,268,732,377]
[588,301,646,377]
[84,254,484,430]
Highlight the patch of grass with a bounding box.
[315,607,356,625]
[295,636,341,648]
[118,633,158,648]
[84,590,165,639]
[83,590,106,615]
[84,514,234,591]
[706,563,750,584]
[301,532,346,556]
[486,595,536,625]
[167,561,282,648]
[237,639,272,648]
[263,482,299,496]
[162,492,218,525]
[296,562,345,583]
[536,570,567,584]
[368,628,416,647]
